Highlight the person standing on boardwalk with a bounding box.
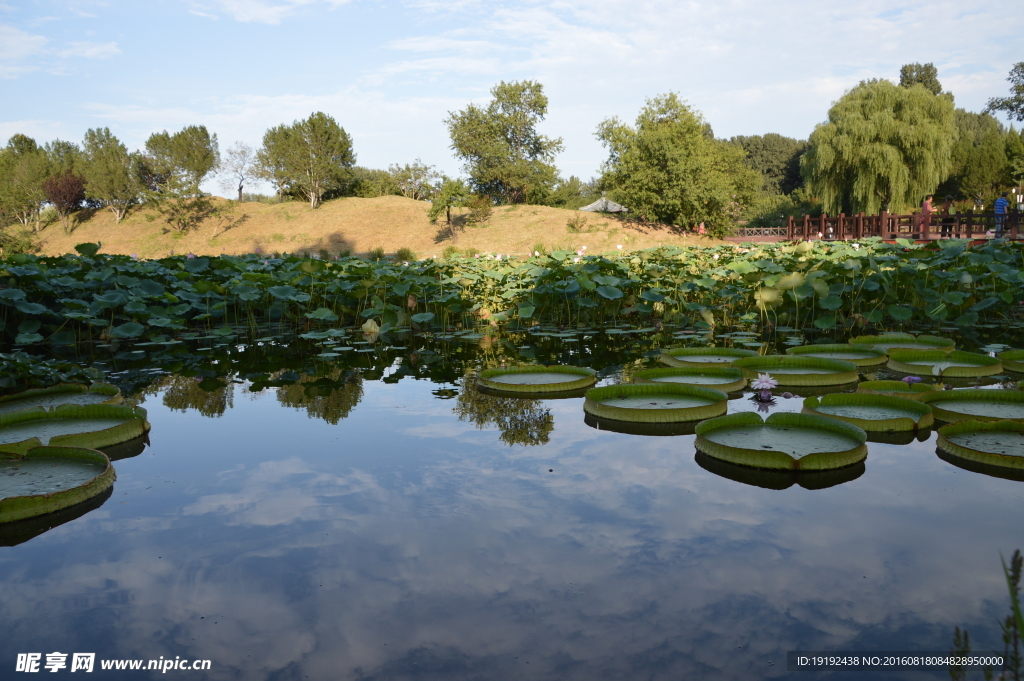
[939,195,954,237]
[994,192,1009,237]
[919,195,933,235]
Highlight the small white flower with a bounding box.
[616,244,623,250]
[852,243,860,250]
[573,257,581,263]
[582,245,587,250]
[534,250,540,256]
[750,373,779,390]
[713,254,719,260]
[403,261,409,266]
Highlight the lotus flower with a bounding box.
[617,244,623,250]
[576,249,583,255]
[573,257,581,263]
[750,373,778,391]
[582,245,587,250]
[902,376,923,384]
[534,250,540,256]
[713,254,719,260]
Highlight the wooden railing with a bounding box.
[731,210,1022,242]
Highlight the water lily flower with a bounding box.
[817,231,824,238]
[852,243,860,250]
[902,376,923,384]
[187,253,196,259]
[713,254,719,260]
[576,249,583,255]
[751,373,779,391]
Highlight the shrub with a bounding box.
[442,245,460,259]
[367,246,386,260]
[565,212,588,233]
[531,242,547,255]
[466,194,493,225]
[395,246,417,261]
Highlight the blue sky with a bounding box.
[2,0,1022,196]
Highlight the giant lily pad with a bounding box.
[0,383,122,416]
[583,412,697,436]
[632,367,746,393]
[0,404,150,456]
[477,365,597,393]
[0,485,113,546]
[997,349,1024,373]
[694,451,865,490]
[936,420,1024,474]
[731,355,859,386]
[920,389,1024,423]
[802,393,933,431]
[786,344,886,367]
[660,347,758,368]
[850,333,955,353]
[695,412,867,471]
[856,380,940,401]
[0,446,115,523]
[887,350,1002,377]
[583,384,728,423]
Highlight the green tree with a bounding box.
[0,135,50,232]
[986,62,1024,122]
[596,93,762,236]
[729,133,807,195]
[545,175,595,209]
[389,159,439,201]
[256,112,354,209]
[1007,127,1024,185]
[81,128,141,223]
[141,125,220,233]
[446,80,563,204]
[349,167,399,198]
[939,111,1010,201]
[899,62,943,95]
[427,177,469,242]
[802,79,955,214]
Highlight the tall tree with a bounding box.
[81,128,140,223]
[0,135,50,232]
[42,172,86,234]
[446,80,563,204]
[802,79,955,214]
[938,111,1011,201]
[427,177,469,242]
[256,112,354,209]
[389,159,439,201]
[142,125,220,233]
[986,62,1024,122]
[596,93,762,236]
[899,62,943,95]
[729,133,807,195]
[218,141,258,202]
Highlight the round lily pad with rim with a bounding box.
[786,344,886,367]
[0,446,116,523]
[98,434,149,461]
[731,355,859,386]
[695,411,867,471]
[920,389,1024,423]
[583,383,728,423]
[850,333,955,353]
[659,347,758,368]
[694,451,865,490]
[477,365,597,393]
[0,485,113,546]
[0,404,151,456]
[632,367,746,393]
[887,350,1002,377]
[0,383,122,416]
[583,412,697,436]
[802,393,933,432]
[997,349,1024,373]
[936,420,1024,474]
[856,380,940,401]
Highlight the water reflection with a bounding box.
[936,448,1024,482]
[695,451,866,490]
[584,411,698,436]
[141,375,235,418]
[454,376,554,446]
[274,369,363,424]
[98,434,149,461]
[0,486,113,546]
[866,428,932,446]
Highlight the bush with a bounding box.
[531,242,547,255]
[565,212,588,233]
[367,246,386,261]
[466,194,492,225]
[462,246,480,258]
[0,226,39,257]
[395,246,417,261]
[442,245,460,259]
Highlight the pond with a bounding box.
[1,325,1021,680]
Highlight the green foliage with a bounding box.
[141,125,220,233]
[0,135,50,232]
[446,80,563,204]
[986,62,1024,122]
[803,79,956,214]
[565,212,588,233]
[465,193,492,225]
[367,246,386,261]
[256,112,354,209]
[349,167,399,198]
[596,93,763,236]
[729,134,807,195]
[389,159,439,201]
[544,176,595,209]
[899,62,943,95]
[395,247,417,262]
[80,128,141,223]
[427,177,470,242]
[441,245,460,259]
[939,111,1011,201]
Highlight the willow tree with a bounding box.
[802,80,955,214]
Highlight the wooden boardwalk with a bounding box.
[731,210,1021,242]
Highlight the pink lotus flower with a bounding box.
[751,373,779,391]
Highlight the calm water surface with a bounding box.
[1,331,1022,680]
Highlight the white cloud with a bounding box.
[0,23,48,77]
[188,0,353,24]
[59,41,121,59]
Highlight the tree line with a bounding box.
[1,61,1022,248]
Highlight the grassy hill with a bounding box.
[34,195,709,258]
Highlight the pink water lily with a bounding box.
[902,376,923,384]
[750,373,779,391]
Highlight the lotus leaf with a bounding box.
[478,366,597,394]
[937,420,1024,472]
[695,412,867,471]
[856,380,939,401]
[0,446,115,523]
[997,349,1024,373]
[0,404,150,456]
[887,350,1002,377]
[802,393,933,432]
[731,356,859,386]
[632,367,747,393]
[920,389,1024,423]
[583,383,728,423]
[850,334,955,353]
[660,347,758,368]
[786,344,886,367]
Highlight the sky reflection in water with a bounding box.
[1,369,1022,680]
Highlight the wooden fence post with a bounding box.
[879,210,889,239]
[856,212,863,240]
[803,214,810,239]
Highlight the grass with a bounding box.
[32,195,713,259]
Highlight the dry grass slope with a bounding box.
[35,195,711,258]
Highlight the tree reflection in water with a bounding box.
[274,369,363,425]
[453,373,554,446]
[140,375,235,418]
